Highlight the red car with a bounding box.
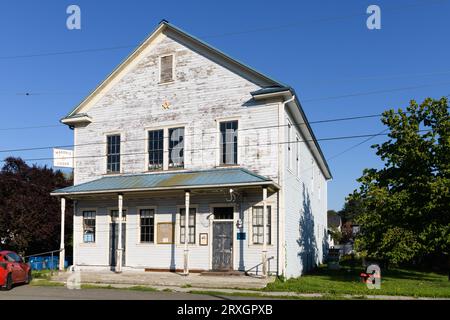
[0,250,32,290]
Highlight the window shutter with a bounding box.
[160,55,173,83]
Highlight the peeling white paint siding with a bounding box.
[75,191,278,273]
[74,34,280,185]
[283,109,328,278]
[70,30,327,276]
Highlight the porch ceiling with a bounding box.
[51,168,279,197]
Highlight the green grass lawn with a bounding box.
[31,269,55,280]
[265,263,450,298]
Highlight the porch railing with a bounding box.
[24,249,62,275]
[244,256,274,277]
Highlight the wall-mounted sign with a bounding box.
[237,232,246,240]
[199,233,208,246]
[53,148,74,168]
[157,222,174,244]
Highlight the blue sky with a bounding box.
[0,0,449,211]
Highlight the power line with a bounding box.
[0,44,136,60]
[0,112,385,133]
[327,128,389,161]
[302,81,450,103]
[0,113,427,154]
[0,130,431,163]
[306,69,450,83]
[1,97,449,133]
[3,69,450,98]
[0,0,446,61]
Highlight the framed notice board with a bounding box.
[157,222,174,244]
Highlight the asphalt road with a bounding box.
[0,284,265,300]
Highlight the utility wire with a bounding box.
[327,128,389,161]
[3,70,450,97]
[0,130,431,163]
[0,0,446,60]
[1,100,449,132]
[302,82,450,103]
[0,111,434,154]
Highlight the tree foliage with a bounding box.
[350,97,450,266]
[0,157,73,255]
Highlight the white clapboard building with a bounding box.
[51,21,332,278]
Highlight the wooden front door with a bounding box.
[212,221,233,271]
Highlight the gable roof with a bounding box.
[61,20,332,179]
[63,20,283,119]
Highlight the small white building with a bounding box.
[52,21,332,278]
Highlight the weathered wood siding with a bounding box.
[74,190,278,273]
[283,108,328,278]
[73,32,280,185]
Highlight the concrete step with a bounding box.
[200,271,245,276]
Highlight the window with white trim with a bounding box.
[296,135,300,176]
[252,206,271,244]
[169,127,184,168]
[220,121,238,165]
[160,55,174,83]
[148,129,164,171]
[179,208,196,244]
[287,120,292,170]
[82,211,96,243]
[140,209,155,243]
[318,171,321,201]
[107,135,120,173]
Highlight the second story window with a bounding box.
[169,127,184,168]
[160,55,174,83]
[287,120,292,171]
[220,121,238,165]
[296,135,300,176]
[107,135,120,173]
[148,130,164,171]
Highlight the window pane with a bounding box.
[169,127,184,168]
[83,211,96,243]
[180,208,196,244]
[220,121,238,165]
[252,206,271,244]
[140,209,154,242]
[148,130,164,170]
[107,135,120,173]
[110,209,127,221]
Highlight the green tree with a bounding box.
[350,97,449,267]
[0,157,73,255]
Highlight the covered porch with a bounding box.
[51,168,280,277]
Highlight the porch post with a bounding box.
[116,193,123,273]
[59,197,66,271]
[262,187,268,277]
[183,190,190,275]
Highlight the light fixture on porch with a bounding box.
[226,188,240,203]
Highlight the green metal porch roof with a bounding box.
[51,168,277,196]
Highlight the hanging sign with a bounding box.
[53,148,74,168]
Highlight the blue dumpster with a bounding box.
[45,258,59,270]
[31,261,43,270]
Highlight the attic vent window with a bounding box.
[160,54,174,83]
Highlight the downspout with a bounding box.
[277,94,295,277]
